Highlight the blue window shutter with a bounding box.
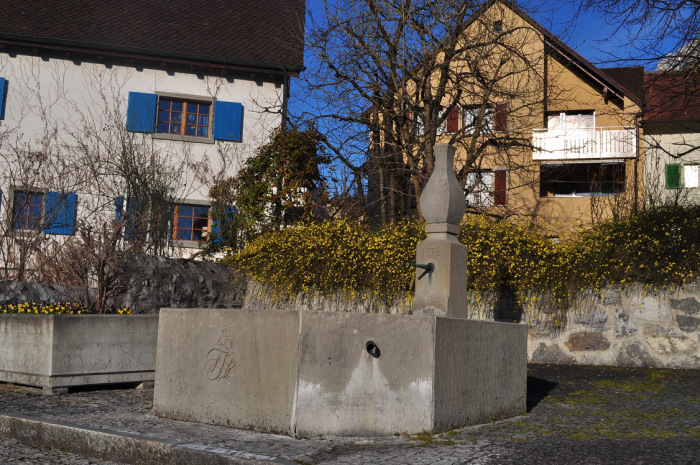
[115,196,125,223]
[126,92,157,133]
[213,101,243,142]
[0,77,7,120]
[44,192,77,235]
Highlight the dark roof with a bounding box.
[644,72,700,122]
[465,1,642,106]
[599,67,645,102]
[0,0,306,74]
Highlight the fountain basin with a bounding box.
[153,308,526,437]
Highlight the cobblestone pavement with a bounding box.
[1,364,698,464]
[0,439,123,464]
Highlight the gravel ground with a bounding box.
[1,364,698,464]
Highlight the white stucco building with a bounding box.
[643,71,700,205]
[0,0,306,274]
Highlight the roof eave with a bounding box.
[0,33,305,76]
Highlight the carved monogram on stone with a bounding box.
[206,327,236,381]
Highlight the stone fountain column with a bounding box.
[413,143,469,319]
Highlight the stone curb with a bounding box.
[0,413,294,465]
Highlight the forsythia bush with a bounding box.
[228,206,700,302]
[1,302,131,315]
[230,219,423,298]
[564,206,700,289]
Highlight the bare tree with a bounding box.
[299,0,553,226]
[576,0,699,70]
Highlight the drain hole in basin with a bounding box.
[366,340,381,358]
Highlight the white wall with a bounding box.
[0,52,285,259]
[644,131,700,205]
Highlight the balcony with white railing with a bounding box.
[532,127,636,161]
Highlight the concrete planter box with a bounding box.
[0,314,159,394]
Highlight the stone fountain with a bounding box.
[152,144,527,437]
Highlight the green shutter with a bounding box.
[213,101,243,142]
[665,164,682,189]
[126,92,157,133]
[44,192,77,235]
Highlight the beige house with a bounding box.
[434,1,644,231]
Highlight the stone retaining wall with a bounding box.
[246,281,700,369]
[527,285,699,368]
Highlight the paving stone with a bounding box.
[0,439,124,464]
[1,365,699,464]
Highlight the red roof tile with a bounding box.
[0,0,306,73]
[599,67,645,102]
[644,72,700,122]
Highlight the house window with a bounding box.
[157,98,211,138]
[173,204,210,242]
[546,111,595,131]
[415,113,425,136]
[407,111,425,136]
[665,164,682,189]
[465,172,494,207]
[464,170,507,207]
[126,91,244,142]
[13,191,43,231]
[12,190,77,234]
[540,163,625,197]
[493,21,503,33]
[463,106,494,134]
[684,165,699,188]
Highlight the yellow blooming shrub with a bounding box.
[230,219,424,299]
[0,302,132,315]
[566,206,700,289]
[227,206,700,311]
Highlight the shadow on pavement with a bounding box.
[526,375,558,412]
